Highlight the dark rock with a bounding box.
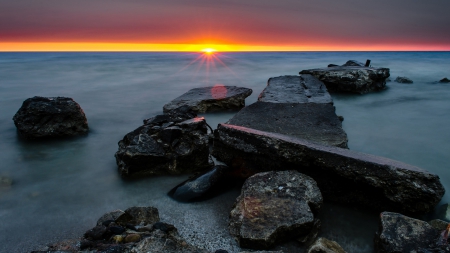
[123,206,160,226]
[240,251,284,253]
[307,237,346,253]
[300,65,390,94]
[84,225,110,240]
[342,60,365,67]
[395,76,413,83]
[215,250,229,253]
[135,225,153,232]
[108,226,125,235]
[437,203,450,222]
[298,219,321,245]
[153,222,176,233]
[374,212,449,253]
[428,219,449,231]
[439,77,450,83]
[12,96,88,139]
[80,240,95,250]
[212,124,445,214]
[115,116,211,178]
[229,170,322,250]
[327,64,339,67]
[257,75,332,104]
[163,86,252,113]
[97,210,126,226]
[100,245,127,253]
[168,165,233,202]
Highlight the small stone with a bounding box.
[395,76,413,84]
[112,235,124,243]
[124,233,141,243]
[307,237,347,253]
[153,222,176,232]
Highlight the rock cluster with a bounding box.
[13,96,88,139]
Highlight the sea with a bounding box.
[0,52,449,253]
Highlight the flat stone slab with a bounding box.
[258,75,332,104]
[212,124,445,214]
[163,86,252,113]
[227,102,348,148]
[300,66,390,94]
[229,170,322,250]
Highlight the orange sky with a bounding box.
[1,0,450,51]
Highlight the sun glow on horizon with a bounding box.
[201,48,217,54]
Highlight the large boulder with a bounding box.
[374,212,449,253]
[227,75,348,148]
[212,124,445,214]
[163,85,252,113]
[229,170,322,250]
[115,115,211,178]
[300,64,390,94]
[13,96,88,139]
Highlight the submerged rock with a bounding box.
[300,63,390,94]
[13,96,88,139]
[168,165,233,202]
[115,116,211,178]
[374,212,449,253]
[395,76,413,83]
[213,124,445,214]
[439,77,450,83]
[229,170,322,250]
[163,85,252,113]
[307,237,347,253]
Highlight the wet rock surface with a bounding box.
[212,124,445,214]
[307,237,347,253]
[229,170,322,250]
[163,86,252,113]
[374,212,450,253]
[395,76,413,83]
[13,96,88,139]
[168,165,234,202]
[115,115,211,178]
[300,62,390,94]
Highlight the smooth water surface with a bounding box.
[0,52,449,252]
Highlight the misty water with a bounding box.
[0,52,449,253]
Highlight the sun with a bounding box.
[201,48,217,54]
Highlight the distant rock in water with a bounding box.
[439,77,450,83]
[163,86,252,113]
[13,96,88,139]
[168,165,233,202]
[395,76,413,83]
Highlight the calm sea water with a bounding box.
[0,52,449,253]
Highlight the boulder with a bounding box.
[212,124,445,214]
[121,206,160,226]
[96,209,125,226]
[300,64,390,94]
[229,170,322,250]
[168,165,233,202]
[439,77,450,83]
[342,60,365,67]
[115,116,211,178]
[12,96,88,139]
[395,76,413,84]
[307,238,347,253]
[163,86,252,113]
[374,212,449,253]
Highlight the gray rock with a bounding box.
[258,75,332,104]
[439,77,450,83]
[395,76,413,83]
[300,66,390,94]
[307,237,347,253]
[96,209,126,226]
[115,116,211,178]
[12,96,88,139]
[428,219,449,231]
[229,170,322,250]
[163,86,252,113]
[374,212,449,253]
[227,102,348,148]
[212,124,445,214]
[123,206,160,226]
[342,60,365,67]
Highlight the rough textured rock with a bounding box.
[439,77,450,83]
[300,65,390,94]
[428,219,449,231]
[163,86,252,113]
[374,212,450,253]
[115,116,211,178]
[395,76,413,83]
[120,206,160,226]
[258,75,332,104]
[168,165,233,202]
[229,170,322,250]
[96,209,126,226]
[342,60,365,67]
[12,96,88,139]
[227,102,348,148]
[307,238,347,253]
[212,124,445,214]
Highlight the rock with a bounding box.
[120,206,160,226]
[327,64,339,67]
[97,210,126,226]
[437,203,450,222]
[212,124,445,214]
[153,222,176,233]
[163,85,252,113]
[112,235,124,243]
[374,212,449,253]
[298,219,321,245]
[307,237,346,253]
[439,77,450,83]
[12,96,88,139]
[115,116,211,178]
[428,219,449,231]
[395,76,413,83]
[124,233,141,243]
[229,170,322,250]
[168,165,233,202]
[108,226,125,235]
[300,64,390,94]
[84,225,110,240]
[342,60,365,67]
[240,251,284,253]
